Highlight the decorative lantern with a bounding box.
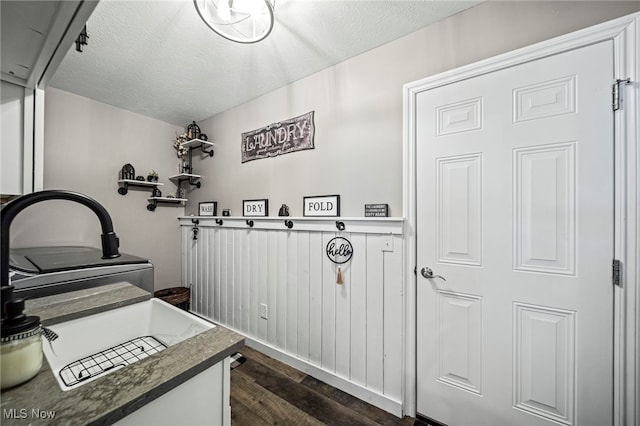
[186,121,201,140]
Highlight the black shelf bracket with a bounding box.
[175,176,201,189]
[187,176,201,188]
[200,143,214,157]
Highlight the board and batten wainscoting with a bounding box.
[179,217,405,416]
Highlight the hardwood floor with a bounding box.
[230,346,429,426]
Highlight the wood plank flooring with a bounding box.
[230,346,429,426]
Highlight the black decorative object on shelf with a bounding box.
[186,121,201,140]
[222,209,231,217]
[136,176,145,181]
[200,134,208,141]
[181,162,192,174]
[120,164,135,180]
[278,204,290,216]
[152,188,162,198]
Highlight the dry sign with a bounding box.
[241,111,315,163]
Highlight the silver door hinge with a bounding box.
[612,78,631,111]
[612,259,622,287]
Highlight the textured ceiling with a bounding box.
[50,0,480,126]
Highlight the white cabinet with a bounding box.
[114,358,231,426]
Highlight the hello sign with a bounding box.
[241,111,315,163]
[326,237,353,264]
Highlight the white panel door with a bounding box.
[416,41,614,426]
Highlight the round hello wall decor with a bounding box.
[326,236,353,284]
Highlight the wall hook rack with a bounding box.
[246,220,254,228]
[336,221,346,231]
[216,219,224,226]
[284,220,293,229]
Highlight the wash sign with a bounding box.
[241,111,315,163]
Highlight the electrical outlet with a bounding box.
[382,235,394,252]
[259,303,268,319]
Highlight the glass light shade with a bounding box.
[194,0,275,44]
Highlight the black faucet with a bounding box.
[0,190,121,288]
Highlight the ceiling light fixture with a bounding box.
[193,0,275,44]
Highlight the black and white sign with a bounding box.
[241,111,315,163]
[326,237,353,264]
[243,199,269,217]
[303,195,340,217]
[199,202,217,216]
[365,203,389,217]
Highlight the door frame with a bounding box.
[402,12,640,424]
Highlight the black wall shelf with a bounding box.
[117,138,214,211]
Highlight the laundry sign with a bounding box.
[241,111,315,163]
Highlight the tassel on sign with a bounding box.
[336,267,343,285]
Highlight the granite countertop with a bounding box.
[25,282,151,326]
[1,283,244,425]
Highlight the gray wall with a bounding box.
[7,1,638,291]
[186,1,640,217]
[9,88,184,291]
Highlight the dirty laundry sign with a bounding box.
[241,111,315,163]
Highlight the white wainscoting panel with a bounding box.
[180,218,405,415]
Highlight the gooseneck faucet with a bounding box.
[1,190,121,287]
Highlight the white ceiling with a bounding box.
[50,0,480,126]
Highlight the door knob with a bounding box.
[420,267,446,281]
